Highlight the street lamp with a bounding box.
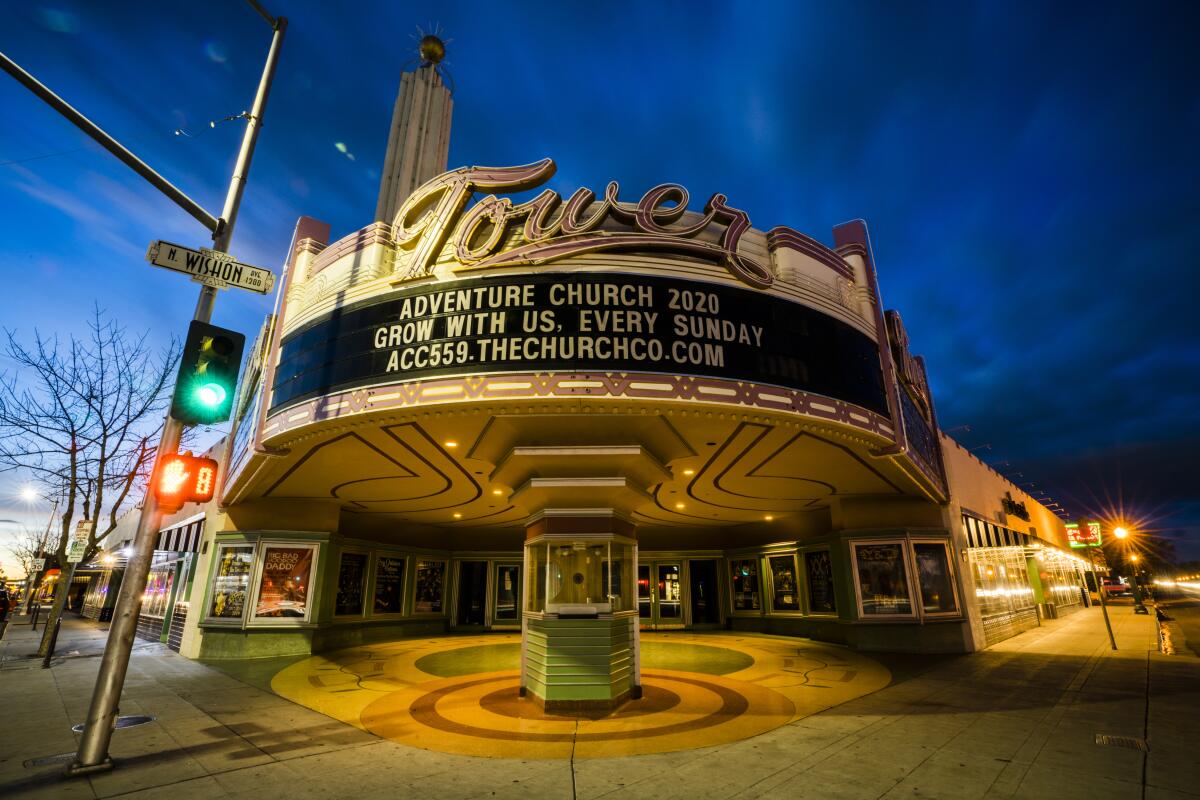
[1113,525,1148,614]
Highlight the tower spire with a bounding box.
[374,32,453,225]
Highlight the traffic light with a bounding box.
[170,321,245,425]
[153,452,219,512]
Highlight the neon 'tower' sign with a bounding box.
[391,158,775,289]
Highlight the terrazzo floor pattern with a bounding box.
[268,631,891,759]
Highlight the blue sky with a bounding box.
[1,0,1198,571]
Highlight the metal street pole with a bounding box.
[67,11,286,776]
[1087,546,1117,650]
[23,497,58,614]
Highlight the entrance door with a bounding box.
[455,560,488,627]
[493,563,521,628]
[638,561,685,629]
[688,559,722,627]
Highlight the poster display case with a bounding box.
[203,537,322,627]
[413,559,446,614]
[913,541,958,615]
[206,543,255,622]
[852,541,914,617]
[334,551,368,617]
[372,555,406,615]
[768,554,800,612]
[804,550,837,614]
[252,544,318,622]
[730,558,761,612]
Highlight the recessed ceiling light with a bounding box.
[675,502,685,509]
[683,469,695,476]
[444,441,458,448]
[492,489,502,495]
[765,515,774,521]
[453,512,462,519]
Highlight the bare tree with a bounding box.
[0,307,176,656]
[9,522,54,581]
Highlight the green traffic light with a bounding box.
[195,382,227,408]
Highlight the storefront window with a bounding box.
[142,560,175,618]
[731,558,761,611]
[208,544,254,620]
[768,555,800,611]
[413,559,446,613]
[853,542,913,616]
[804,550,837,614]
[913,542,957,614]
[254,544,316,620]
[335,552,368,616]
[373,555,406,614]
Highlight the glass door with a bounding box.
[455,560,488,627]
[493,563,521,628]
[638,561,686,629]
[688,559,722,627]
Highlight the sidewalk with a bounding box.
[0,606,1195,800]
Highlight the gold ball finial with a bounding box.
[419,35,445,64]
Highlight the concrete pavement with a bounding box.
[0,604,1195,800]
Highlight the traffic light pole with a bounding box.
[68,10,286,776]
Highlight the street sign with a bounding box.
[66,539,86,563]
[66,519,93,563]
[30,558,45,572]
[146,240,275,294]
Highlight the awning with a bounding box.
[156,514,205,553]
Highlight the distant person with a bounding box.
[0,587,11,624]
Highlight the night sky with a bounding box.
[1,0,1198,572]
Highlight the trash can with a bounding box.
[1037,602,1058,620]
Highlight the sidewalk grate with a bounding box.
[1095,734,1148,751]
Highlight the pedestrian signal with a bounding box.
[154,452,219,511]
[170,321,245,425]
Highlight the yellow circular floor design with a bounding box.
[270,632,891,759]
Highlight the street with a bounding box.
[1155,581,1200,658]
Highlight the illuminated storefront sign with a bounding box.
[272,273,887,414]
[391,158,774,289]
[1066,521,1102,548]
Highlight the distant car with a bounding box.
[1102,580,1130,597]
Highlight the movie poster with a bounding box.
[414,560,445,613]
[254,545,316,618]
[335,552,367,616]
[209,545,254,619]
[373,556,405,614]
[804,550,837,614]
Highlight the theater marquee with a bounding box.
[271,272,887,415]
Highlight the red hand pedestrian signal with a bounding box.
[154,453,219,511]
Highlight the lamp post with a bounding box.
[1114,527,1149,615]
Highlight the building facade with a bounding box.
[125,46,1090,706]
